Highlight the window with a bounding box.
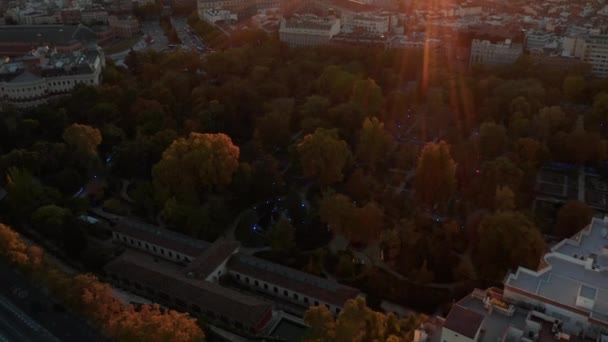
[274,287,278,293]
[176,254,181,260]
[161,249,165,255]
[153,246,157,252]
[264,284,268,290]
[145,243,149,249]
[236,274,241,280]
[335,308,340,314]
[245,277,250,284]
[304,297,309,303]
[293,293,299,300]
[325,304,330,309]
[254,280,259,286]
[137,241,142,247]
[314,301,319,306]
[284,290,288,296]
[168,251,173,257]
[130,239,134,245]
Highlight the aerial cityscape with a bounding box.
[0,0,608,341]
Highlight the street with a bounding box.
[0,266,106,342]
[171,17,206,53]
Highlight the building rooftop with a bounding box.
[184,238,240,279]
[455,291,529,342]
[113,222,210,258]
[0,24,97,46]
[505,217,608,326]
[105,250,272,328]
[282,14,338,30]
[443,304,485,339]
[227,253,361,307]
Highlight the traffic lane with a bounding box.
[0,295,58,342]
[0,266,106,342]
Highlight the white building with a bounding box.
[504,217,608,338]
[201,9,237,24]
[343,13,389,35]
[581,34,608,78]
[279,14,340,47]
[0,47,104,108]
[524,30,556,51]
[469,39,523,66]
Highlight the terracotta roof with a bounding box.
[113,222,209,258]
[184,238,240,279]
[227,254,361,307]
[105,253,272,328]
[443,305,484,338]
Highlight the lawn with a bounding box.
[104,37,141,54]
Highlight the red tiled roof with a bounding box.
[105,254,272,328]
[228,254,361,307]
[113,222,209,258]
[443,305,484,338]
[184,238,240,279]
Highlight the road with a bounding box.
[171,17,206,54]
[0,266,106,342]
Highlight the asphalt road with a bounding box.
[0,265,106,342]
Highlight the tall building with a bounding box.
[581,34,608,78]
[279,14,340,47]
[342,13,389,35]
[469,39,523,66]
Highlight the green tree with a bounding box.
[351,79,383,115]
[296,128,352,185]
[495,186,515,212]
[478,122,507,159]
[319,192,355,234]
[153,132,240,203]
[536,106,566,138]
[62,123,102,155]
[269,216,296,253]
[554,200,593,239]
[356,117,394,170]
[6,167,59,220]
[475,211,544,280]
[562,75,585,102]
[414,141,457,209]
[31,205,72,238]
[592,92,608,124]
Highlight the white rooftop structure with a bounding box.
[504,217,608,337]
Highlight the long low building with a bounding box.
[107,221,362,335]
[0,46,104,107]
[105,250,273,334]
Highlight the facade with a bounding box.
[469,39,523,66]
[279,14,340,47]
[108,15,140,38]
[201,9,238,24]
[60,8,82,24]
[227,253,361,315]
[441,305,484,342]
[343,13,389,35]
[80,6,109,24]
[0,47,105,108]
[196,0,278,20]
[581,34,608,78]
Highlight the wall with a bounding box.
[440,327,477,342]
[228,270,343,315]
[112,232,194,263]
